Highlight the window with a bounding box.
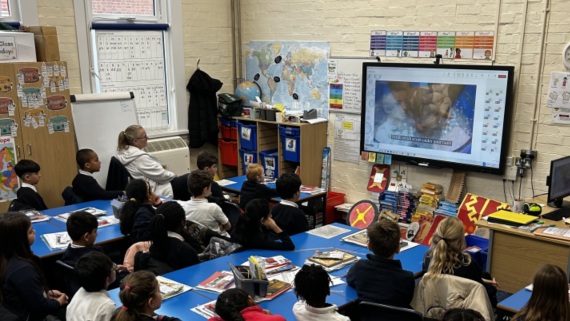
[74,0,187,137]
[1,1,39,27]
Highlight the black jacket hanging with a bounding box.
[187,69,223,148]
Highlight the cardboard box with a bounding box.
[27,27,59,62]
[0,31,36,63]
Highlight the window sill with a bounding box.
[148,129,189,139]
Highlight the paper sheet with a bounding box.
[190,300,218,319]
[306,225,351,239]
[552,107,570,124]
[333,113,361,164]
[547,72,570,109]
[95,30,169,131]
[216,179,237,186]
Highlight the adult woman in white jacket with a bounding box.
[116,125,190,200]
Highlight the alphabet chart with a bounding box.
[94,30,169,131]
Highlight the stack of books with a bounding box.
[195,271,235,294]
[435,201,459,217]
[379,190,418,222]
[55,207,119,228]
[305,249,359,272]
[341,229,369,247]
[414,182,445,219]
[191,300,219,319]
[241,255,296,276]
[20,210,50,223]
[41,232,71,251]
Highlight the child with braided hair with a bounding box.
[110,270,180,321]
[119,179,161,243]
[293,264,349,321]
[209,288,285,321]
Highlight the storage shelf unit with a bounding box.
[217,116,327,187]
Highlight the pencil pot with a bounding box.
[279,126,301,162]
[259,149,278,179]
[238,122,258,151]
[228,263,269,298]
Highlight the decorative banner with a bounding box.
[420,214,447,246]
[0,37,17,60]
[457,193,511,234]
[348,200,379,229]
[367,164,389,192]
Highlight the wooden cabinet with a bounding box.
[217,116,327,187]
[0,62,76,211]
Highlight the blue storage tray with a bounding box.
[237,122,257,151]
[260,149,278,179]
[239,149,258,174]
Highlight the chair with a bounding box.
[106,156,132,191]
[217,200,241,233]
[8,199,33,211]
[54,260,80,299]
[61,186,85,206]
[359,301,423,321]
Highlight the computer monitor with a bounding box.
[547,155,570,208]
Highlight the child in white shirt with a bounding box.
[292,265,350,321]
[67,251,117,321]
[178,170,231,237]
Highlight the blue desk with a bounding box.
[33,200,125,258]
[107,223,429,320]
[497,288,531,314]
[220,175,325,202]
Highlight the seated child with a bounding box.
[14,159,48,210]
[209,288,285,321]
[178,170,231,237]
[72,149,124,201]
[239,164,279,210]
[231,198,295,251]
[119,179,160,243]
[347,220,415,308]
[111,271,181,321]
[422,216,499,307]
[0,212,68,321]
[293,264,350,321]
[147,201,199,271]
[512,264,570,321]
[197,151,225,203]
[67,252,116,321]
[61,210,104,266]
[272,172,309,235]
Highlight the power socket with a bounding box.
[503,166,517,181]
[517,166,526,177]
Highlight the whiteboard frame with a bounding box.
[328,56,379,115]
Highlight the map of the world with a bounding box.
[0,137,18,201]
[245,41,330,119]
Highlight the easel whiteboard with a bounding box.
[328,57,379,114]
[71,92,138,187]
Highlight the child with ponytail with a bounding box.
[512,264,570,321]
[209,288,285,321]
[111,270,180,321]
[148,201,199,271]
[120,179,161,243]
[0,213,68,321]
[230,199,295,251]
[422,216,499,307]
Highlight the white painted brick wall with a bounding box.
[241,0,570,204]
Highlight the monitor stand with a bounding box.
[547,198,570,209]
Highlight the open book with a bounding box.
[306,249,360,272]
[41,232,72,251]
[195,271,235,294]
[54,207,106,223]
[20,210,50,223]
[191,300,218,319]
[157,276,191,300]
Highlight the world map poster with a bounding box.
[0,137,18,201]
[245,41,330,119]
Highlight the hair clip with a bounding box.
[130,198,136,202]
[122,306,128,310]
[125,286,131,290]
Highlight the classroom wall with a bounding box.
[37,0,231,170]
[241,0,570,203]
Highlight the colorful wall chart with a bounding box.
[330,83,343,110]
[419,31,438,58]
[474,31,495,60]
[437,31,456,59]
[402,32,420,58]
[455,31,475,59]
[370,30,387,57]
[386,31,403,57]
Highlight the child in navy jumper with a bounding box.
[61,210,104,266]
[239,164,279,210]
[272,172,310,235]
[72,149,124,202]
[0,213,68,321]
[119,179,161,243]
[196,151,226,203]
[14,159,48,211]
[347,220,415,309]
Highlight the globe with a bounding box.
[235,81,261,107]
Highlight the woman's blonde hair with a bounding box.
[245,164,263,182]
[117,125,143,151]
[424,216,470,280]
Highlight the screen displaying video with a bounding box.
[363,64,512,171]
